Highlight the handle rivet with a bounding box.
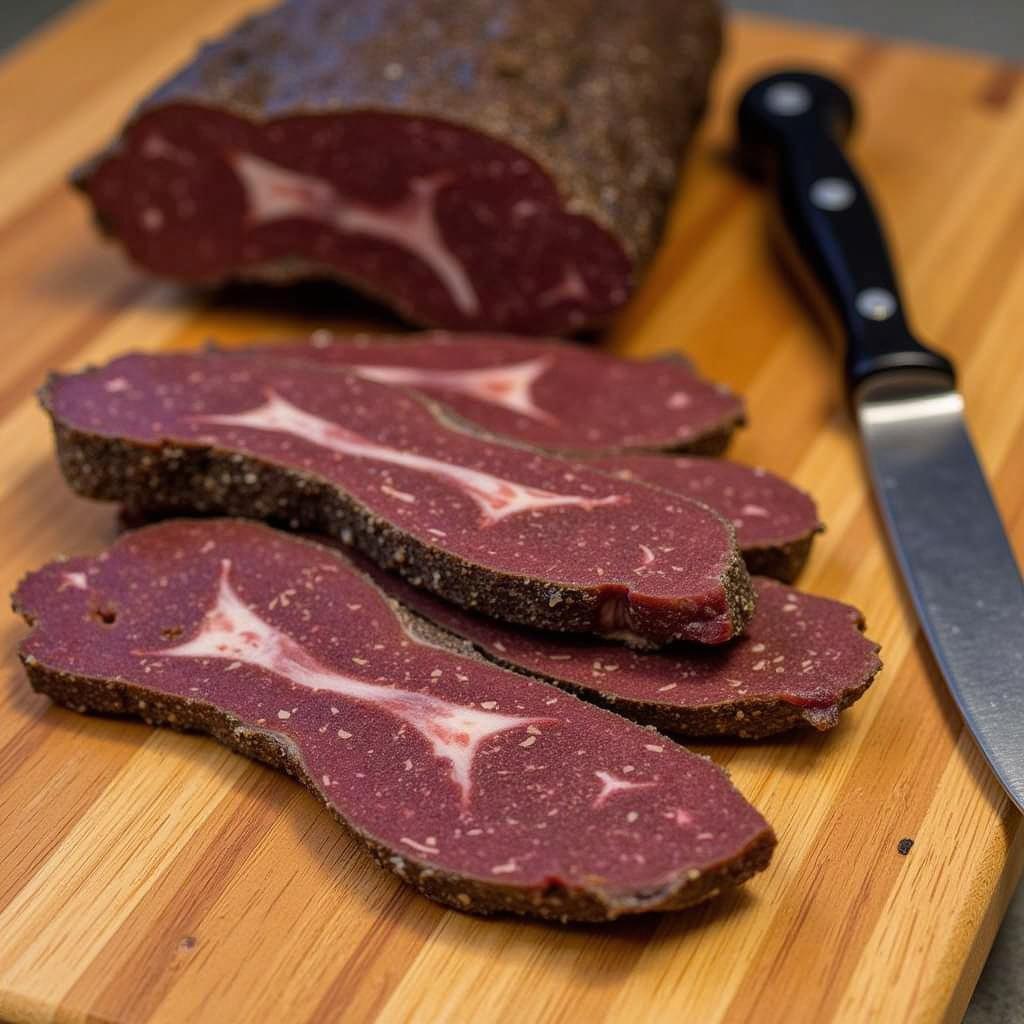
[810,177,856,211]
[763,81,812,116]
[855,287,898,321]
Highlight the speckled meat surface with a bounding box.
[43,352,755,647]
[74,0,721,333]
[227,333,744,455]
[588,454,823,581]
[353,559,882,738]
[12,520,774,920]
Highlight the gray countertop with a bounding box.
[1,1,1021,1021]
[736,0,1024,61]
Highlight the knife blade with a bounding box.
[737,70,1024,812]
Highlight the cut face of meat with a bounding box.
[588,454,823,581]
[355,557,882,739]
[13,520,775,920]
[229,333,745,455]
[43,352,755,647]
[231,154,482,317]
[197,390,625,527]
[73,0,723,332]
[154,557,538,805]
[85,111,632,333]
[348,354,557,426]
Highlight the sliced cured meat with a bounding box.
[354,558,882,738]
[227,333,744,456]
[588,454,823,582]
[13,520,775,921]
[73,0,722,333]
[43,352,755,648]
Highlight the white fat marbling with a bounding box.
[592,769,657,809]
[231,153,479,314]
[537,265,590,307]
[352,355,556,424]
[153,560,544,803]
[197,391,623,526]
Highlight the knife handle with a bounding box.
[736,70,954,392]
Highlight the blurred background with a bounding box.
[0,2,1019,1023]
[2,0,1023,57]
[737,0,1022,60]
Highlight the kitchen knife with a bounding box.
[737,69,1024,813]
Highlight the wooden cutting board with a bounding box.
[1,5,1022,1022]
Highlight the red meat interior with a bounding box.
[85,105,632,333]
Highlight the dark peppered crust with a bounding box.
[373,578,880,740]
[13,598,775,922]
[717,546,757,643]
[76,0,722,275]
[441,630,879,739]
[43,393,757,649]
[741,533,819,586]
[668,423,735,458]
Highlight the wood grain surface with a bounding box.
[1,6,1022,1023]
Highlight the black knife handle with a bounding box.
[736,70,954,392]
